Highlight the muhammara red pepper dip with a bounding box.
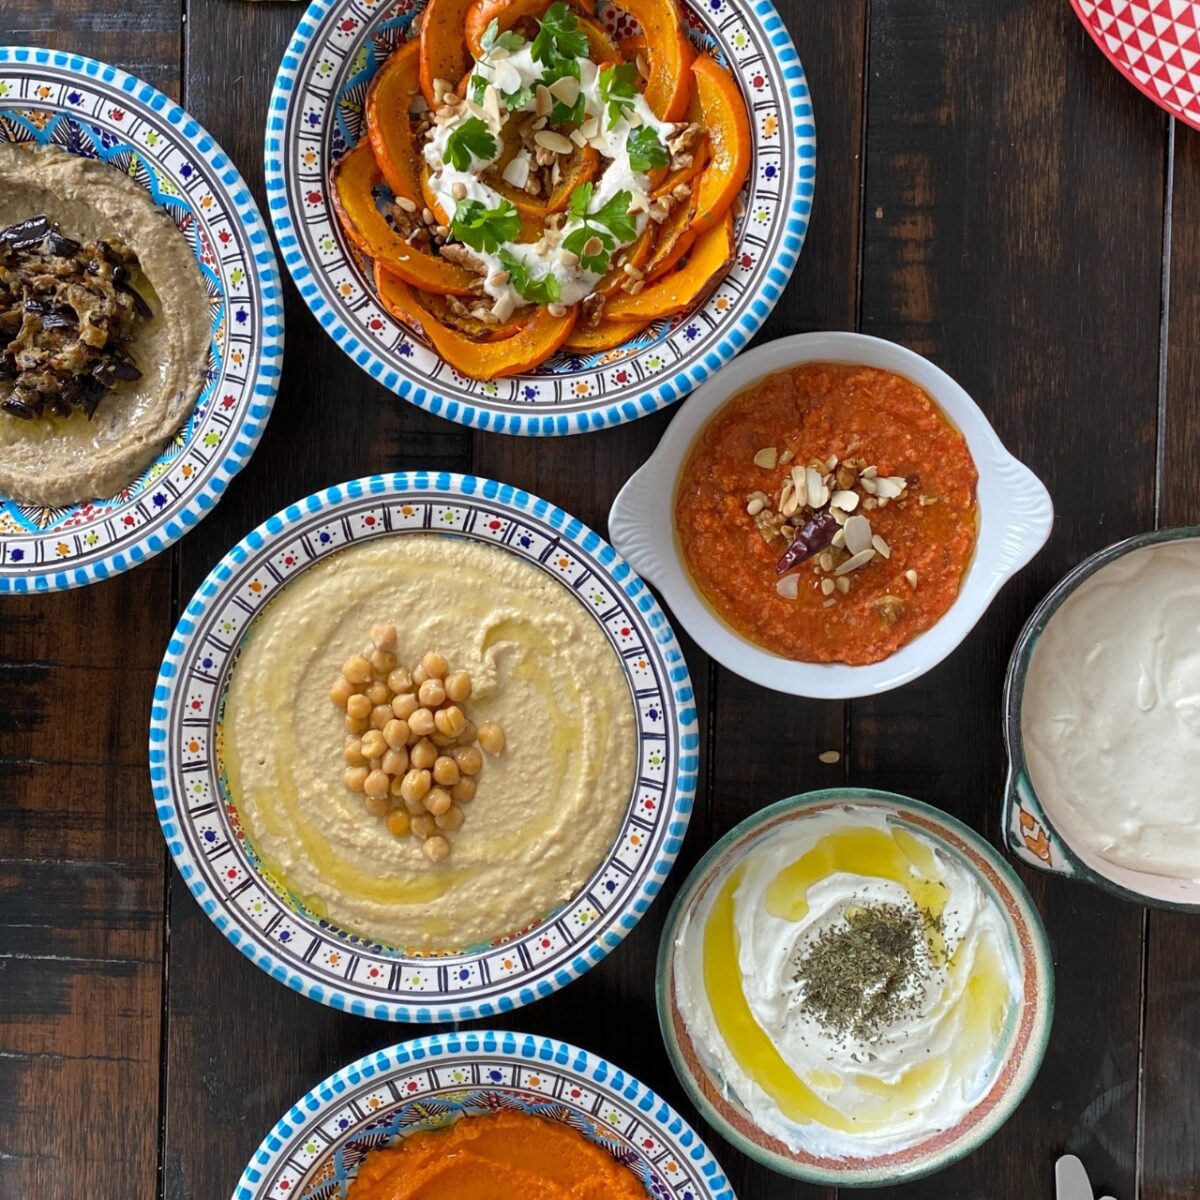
[675,362,979,664]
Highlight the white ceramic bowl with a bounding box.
[608,332,1053,698]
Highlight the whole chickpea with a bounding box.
[422,652,449,679]
[383,718,410,750]
[346,693,372,721]
[452,745,483,776]
[435,804,464,832]
[392,692,419,721]
[329,677,355,707]
[411,664,429,687]
[366,680,391,706]
[387,810,411,838]
[408,707,436,738]
[433,755,460,786]
[365,794,390,817]
[399,767,432,805]
[344,766,369,792]
[370,703,394,730]
[388,667,413,695]
[443,670,472,703]
[345,714,369,735]
[343,737,365,765]
[423,835,451,862]
[411,813,437,839]
[382,748,409,777]
[371,623,397,650]
[418,678,446,709]
[342,654,373,685]
[410,737,437,770]
[360,729,387,760]
[364,769,391,800]
[370,649,397,677]
[477,722,506,756]
[451,776,476,804]
[434,705,466,738]
[423,786,452,816]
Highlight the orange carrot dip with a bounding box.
[675,363,979,664]
[344,1111,650,1200]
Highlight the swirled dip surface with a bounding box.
[222,535,637,951]
[673,806,1021,1158]
[1022,540,1200,878]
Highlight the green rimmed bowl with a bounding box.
[656,789,1053,1186]
[1003,525,1200,910]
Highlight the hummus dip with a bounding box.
[674,806,1021,1158]
[0,143,211,506]
[1023,539,1200,878]
[221,535,638,952]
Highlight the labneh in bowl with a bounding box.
[656,789,1054,1187]
[1003,526,1200,910]
[608,332,1053,697]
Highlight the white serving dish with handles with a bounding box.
[608,332,1054,698]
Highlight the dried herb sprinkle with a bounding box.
[792,901,939,1044]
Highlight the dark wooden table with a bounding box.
[3,1,1198,1197]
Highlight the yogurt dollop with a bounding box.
[673,806,1021,1158]
[1022,539,1200,878]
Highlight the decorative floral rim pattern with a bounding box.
[263,0,814,435]
[150,472,698,1021]
[656,790,1055,1187]
[232,1031,735,1200]
[0,47,283,592]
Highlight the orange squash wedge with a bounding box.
[689,53,751,234]
[420,0,478,107]
[615,0,693,120]
[564,316,650,352]
[365,40,424,204]
[644,199,696,280]
[578,15,622,62]
[604,210,733,321]
[376,271,576,377]
[464,0,595,59]
[485,122,599,216]
[331,142,478,295]
[418,162,451,226]
[596,223,655,297]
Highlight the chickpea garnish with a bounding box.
[331,641,504,859]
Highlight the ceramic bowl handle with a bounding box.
[1004,768,1074,877]
[997,457,1055,574]
[608,462,669,585]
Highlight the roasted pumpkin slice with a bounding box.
[464,0,595,59]
[689,53,751,234]
[485,121,599,215]
[578,15,622,62]
[649,86,707,197]
[564,315,650,352]
[418,162,451,226]
[420,0,478,107]
[595,224,655,297]
[376,271,576,377]
[615,0,693,120]
[331,142,477,295]
[604,210,733,321]
[365,40,424,204]
[644,198,696,280]
[381,272,528,340]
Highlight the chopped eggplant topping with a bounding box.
[0,215,149,419]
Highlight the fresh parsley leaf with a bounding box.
[443,117,497,171]
[499,249,563,306]
[451,197,522,254]
[599,62,639,129]
[567,182,594,221]
[540,59,585,127]
[627,126,669,173]
[531,2,588,68]
[562,225,612,274]
[481,18,525,53]
[587,189,637,243]
[469,74,489,104]
[503,85,535,112]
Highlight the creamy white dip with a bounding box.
[673,806,1022,1158]
[1022,539,1200,878]
[422,27,672,308]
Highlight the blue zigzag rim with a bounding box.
[232,1031,735,1200]
[149,472,699,1022]
[262,0,815,436]
[0,46,283,592]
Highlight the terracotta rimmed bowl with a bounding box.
[232,1030,735,1200]
[608,331,1053,698]
[150,472,697,1021]
[656,789,1054,1187]
[0,47,282,593]
[1003,525,1200,910]
[263,0,814,435]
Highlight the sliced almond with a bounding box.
[776,574,800,599]
[581,234,604,259]
[487,270,510,286]
[830,507,848,526]
[860,465,878,479]
[627,108,643,127]
[836,575,850,593]
[635,52,651,80]
[534,129,574,154]
[834,548,876,576]
[753,447,778,469]
[778,449,795,465]
[874,475,906,500]
[830,489,859,512]
[579,115,599,139]
[547,302,568,317]
[558,248,580,268]
[491,60,522,96]
[492,292,516,322]
[746,497,765,516]
[818,550,834,573]
[569,127,587,147]
[905,569,919,588]
[501,153,531,189]
[859,475,878,495]
[806,466,829,510]
[831,528,846,549]
[871,533,892,559]
[548,74,581,106]
[825,454,839,472]
[843,514,874,556]
[535,85,553,116]
[781,488,800,517]
[789,464,808,507]
[820,577,836,596]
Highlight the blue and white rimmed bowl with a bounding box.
[0,47,283,593]
[263,0,814,436]
[150,472,698,1021]
[233,1031,735,1200]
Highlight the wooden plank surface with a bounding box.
[0,6,180,1199]
[3,0,1198,1198]
[1143,120,1200,1200]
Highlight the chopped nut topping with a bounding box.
[753,446,778,469]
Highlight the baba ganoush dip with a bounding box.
[1022,539,1200,878]
[221,534,637,952]
[673,806,1021,1158]
[0,144,211,506]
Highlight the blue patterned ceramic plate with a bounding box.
[0,48,283,593]
[232,1031,734,1199]
[264,0,814,435]
[150,472,698,1020]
